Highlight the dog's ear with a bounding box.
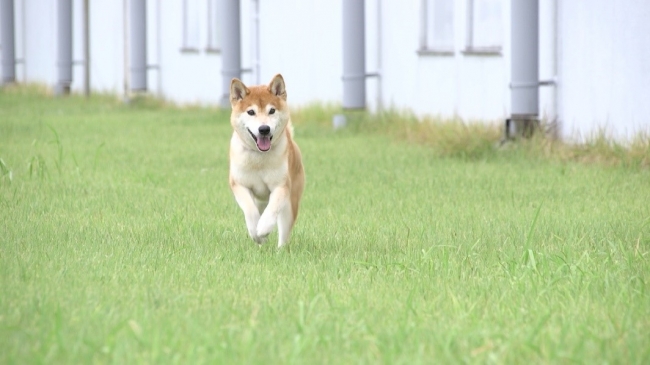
[230,78,249,103]
[268,74,287,101]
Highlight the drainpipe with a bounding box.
[251,0,260,85]
[341,0,381,110]
[335,0,381,128]
[550,0,559,137]
[83,0,90,96]
[0,0,16,85]
[511,0,539,118]
[57,0,73,95]
[375,0,383,111]
[130,0,147,91]
[506,0,557,140]
[507,0,539,138]
[155,0,162,94]
[220,0,241,108]
[342,0,366,109]
[123,0,129,99]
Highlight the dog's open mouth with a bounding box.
[247,129,272,152]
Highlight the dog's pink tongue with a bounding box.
[257,136,271,151]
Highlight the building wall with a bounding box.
[22,1,57,85]
[378,0,511,121]
[86,0,124,94]
[154,0,222,104]
[256,0,343,105]
[2,0,649,139]
[558,0,650,140]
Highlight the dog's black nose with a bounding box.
[258,125,271,135]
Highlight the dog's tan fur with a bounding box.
[228,74,304,247]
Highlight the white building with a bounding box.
[2,0,649,140]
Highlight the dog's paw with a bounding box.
[247,225,269,244]
[247,228,260,243]
[252,234,267,244]
[256,214,276,238]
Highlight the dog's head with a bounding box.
[230,74,289,152]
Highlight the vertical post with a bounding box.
[342,0,366,109]
[123,0,128,99]
[220,0,241,108]
[129,0,147,91]
[57,0,73,94]
[156,0,162,94]
[466,0,475,48]
[510,0,539,118]
[1,0,16,85]
[251,0,260,85]
[83,0,90,96]
[375,0,383,111]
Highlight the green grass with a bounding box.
[1,86,649,364]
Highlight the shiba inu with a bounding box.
[228,74,305,247]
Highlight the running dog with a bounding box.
[228,74,305,247]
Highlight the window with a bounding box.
[181,0,200,52]
[206,0,220,52]
[465,0,503,54]
[419,0,454,55]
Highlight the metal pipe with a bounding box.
[552,0,560,131]
[20,0,25,81]
[510,0,539,117]
[251,0,260,85]
[376,0,383,111]
[342,0,366,109]
[123,0,129,99]
[129,0,147,91]
[156,0,162,94]
[220,0,241,107]
[466,0,474,48]
[0,0,16,84]
[57,0,73,94]
[83,0,90,97]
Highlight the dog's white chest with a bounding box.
[231,153,286,200]
[238,170,272,200]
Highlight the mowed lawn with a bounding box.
[1,88,649,364]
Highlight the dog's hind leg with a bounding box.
[277,204,294,248]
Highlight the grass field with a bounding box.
[1,87,649,364]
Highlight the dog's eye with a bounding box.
[247,110,255,116]
[269,108,276,115]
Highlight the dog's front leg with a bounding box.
[231,183,265,244]
[257,185,289,244]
